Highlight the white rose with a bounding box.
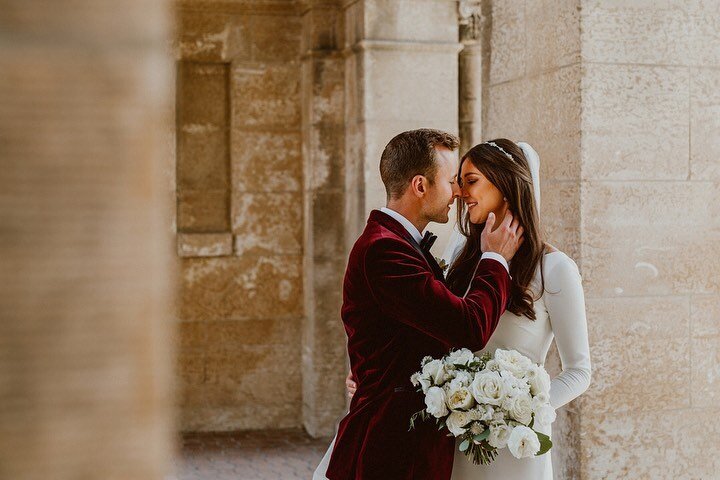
[422,359,449,386]
[487,423,513,449]
[445,348,476,367]
[500,371,530,397]
[507,426,541,458]
[495,349,533,378]
[532,392,550,407]
[425,386,449,418]
[503,394,533,426]
[446,382,475,411]
[526,364,552,396]
[534,404,556,426]
[445,411,471,436]
[471,371,507,406]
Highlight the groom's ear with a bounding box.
[410,174,427,197]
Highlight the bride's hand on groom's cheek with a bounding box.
[346,371,357,398]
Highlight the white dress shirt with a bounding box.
[379,207,509,273]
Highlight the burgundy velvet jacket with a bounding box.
[325,210,511,480]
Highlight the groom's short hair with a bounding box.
[379,129,459,199]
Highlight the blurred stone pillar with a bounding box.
[458,0,484,154]
[344,0,462,255]
[300,0,349,437]
[0,2,175,479]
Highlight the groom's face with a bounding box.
[422,146,460,224]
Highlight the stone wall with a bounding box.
[0,1,175,478]
[175,0,306,432]
[484,0,720,478]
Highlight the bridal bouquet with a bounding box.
[409,348,554,465]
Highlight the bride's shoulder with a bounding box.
[541,245,581,287]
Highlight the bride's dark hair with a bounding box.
[446,138,546,320]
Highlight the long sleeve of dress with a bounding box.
[543,253,592,409]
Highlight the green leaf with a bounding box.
[535,431,553,456]
[459,439,471,452]
[473,430,490,442]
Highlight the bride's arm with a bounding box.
[543,254,592,409]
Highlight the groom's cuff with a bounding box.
[480,252,509,274]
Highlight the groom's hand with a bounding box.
[346,371,357,398]
[481,210,524,262]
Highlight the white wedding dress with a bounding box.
[444,230,591,480]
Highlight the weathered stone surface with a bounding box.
[179,256,302,321]
[540,180,580,260]
[310,191,345,258]
[231,131,302,192]
[177,233,233,257]
[582,64,690,180]
[231,62,301,129]
[525,0,580,74]
[584,296,691,413]
[177,189,230,232]
[231,192,303,256]
[488,0,526,85]
[690,68,720,180]
[580,408,720,479]
[362,0,458,43]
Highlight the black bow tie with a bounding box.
[419,231,437,252]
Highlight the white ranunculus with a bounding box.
[425,386,449,418]
[445,348,476,367]
[445,411,471,436]
[503,394,533,426]
[534,404,556,426]
[471,370,507,406]
[446,382,475,411]
[484,359,501,372]
[507,426,541,458]
[487,423,513,449]
[495,349,533,378]
[526,364,552,396]
[450,369,474,386]
[500,370,530,397]
[422,359,449,386]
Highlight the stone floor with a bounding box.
[173,429,332,480]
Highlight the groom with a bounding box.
[325,129,523,479]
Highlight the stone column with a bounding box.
[0,2,174,479]
[300,0,349,437]
[458,0,484,154]
[344,0,463,255]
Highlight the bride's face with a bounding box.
[459,159,507,225]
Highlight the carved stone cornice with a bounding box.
[458,0,483,42]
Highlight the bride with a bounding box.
[319,139,591,480]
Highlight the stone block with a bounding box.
[690,68,720,180]
[579,408,720,479]
[308,124,345,190]
[691,335,720,408]
[177,127,229,190]
[362,49,458,125]
[581,1,691,65]
[485,77,532,143]
[362,0,458,43]
[526,64,582,181]
[177,233,233,257]
[176,11,236,62]
[231,62,301,129]
[308,57,345,125]
[231,131,302,192]
[691,295,720,337]
[583,296,690,413]
[311,191,345,258]
[302,5,344,52]
[488,0,526,85]
[240,14,303,62]
[177,189,229,233]
[582,64,689,180]
[179,255,303,321]
[525,0,581,74]
[177,62,228,126]
[231,192,303,256]
[539,181,580,259]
